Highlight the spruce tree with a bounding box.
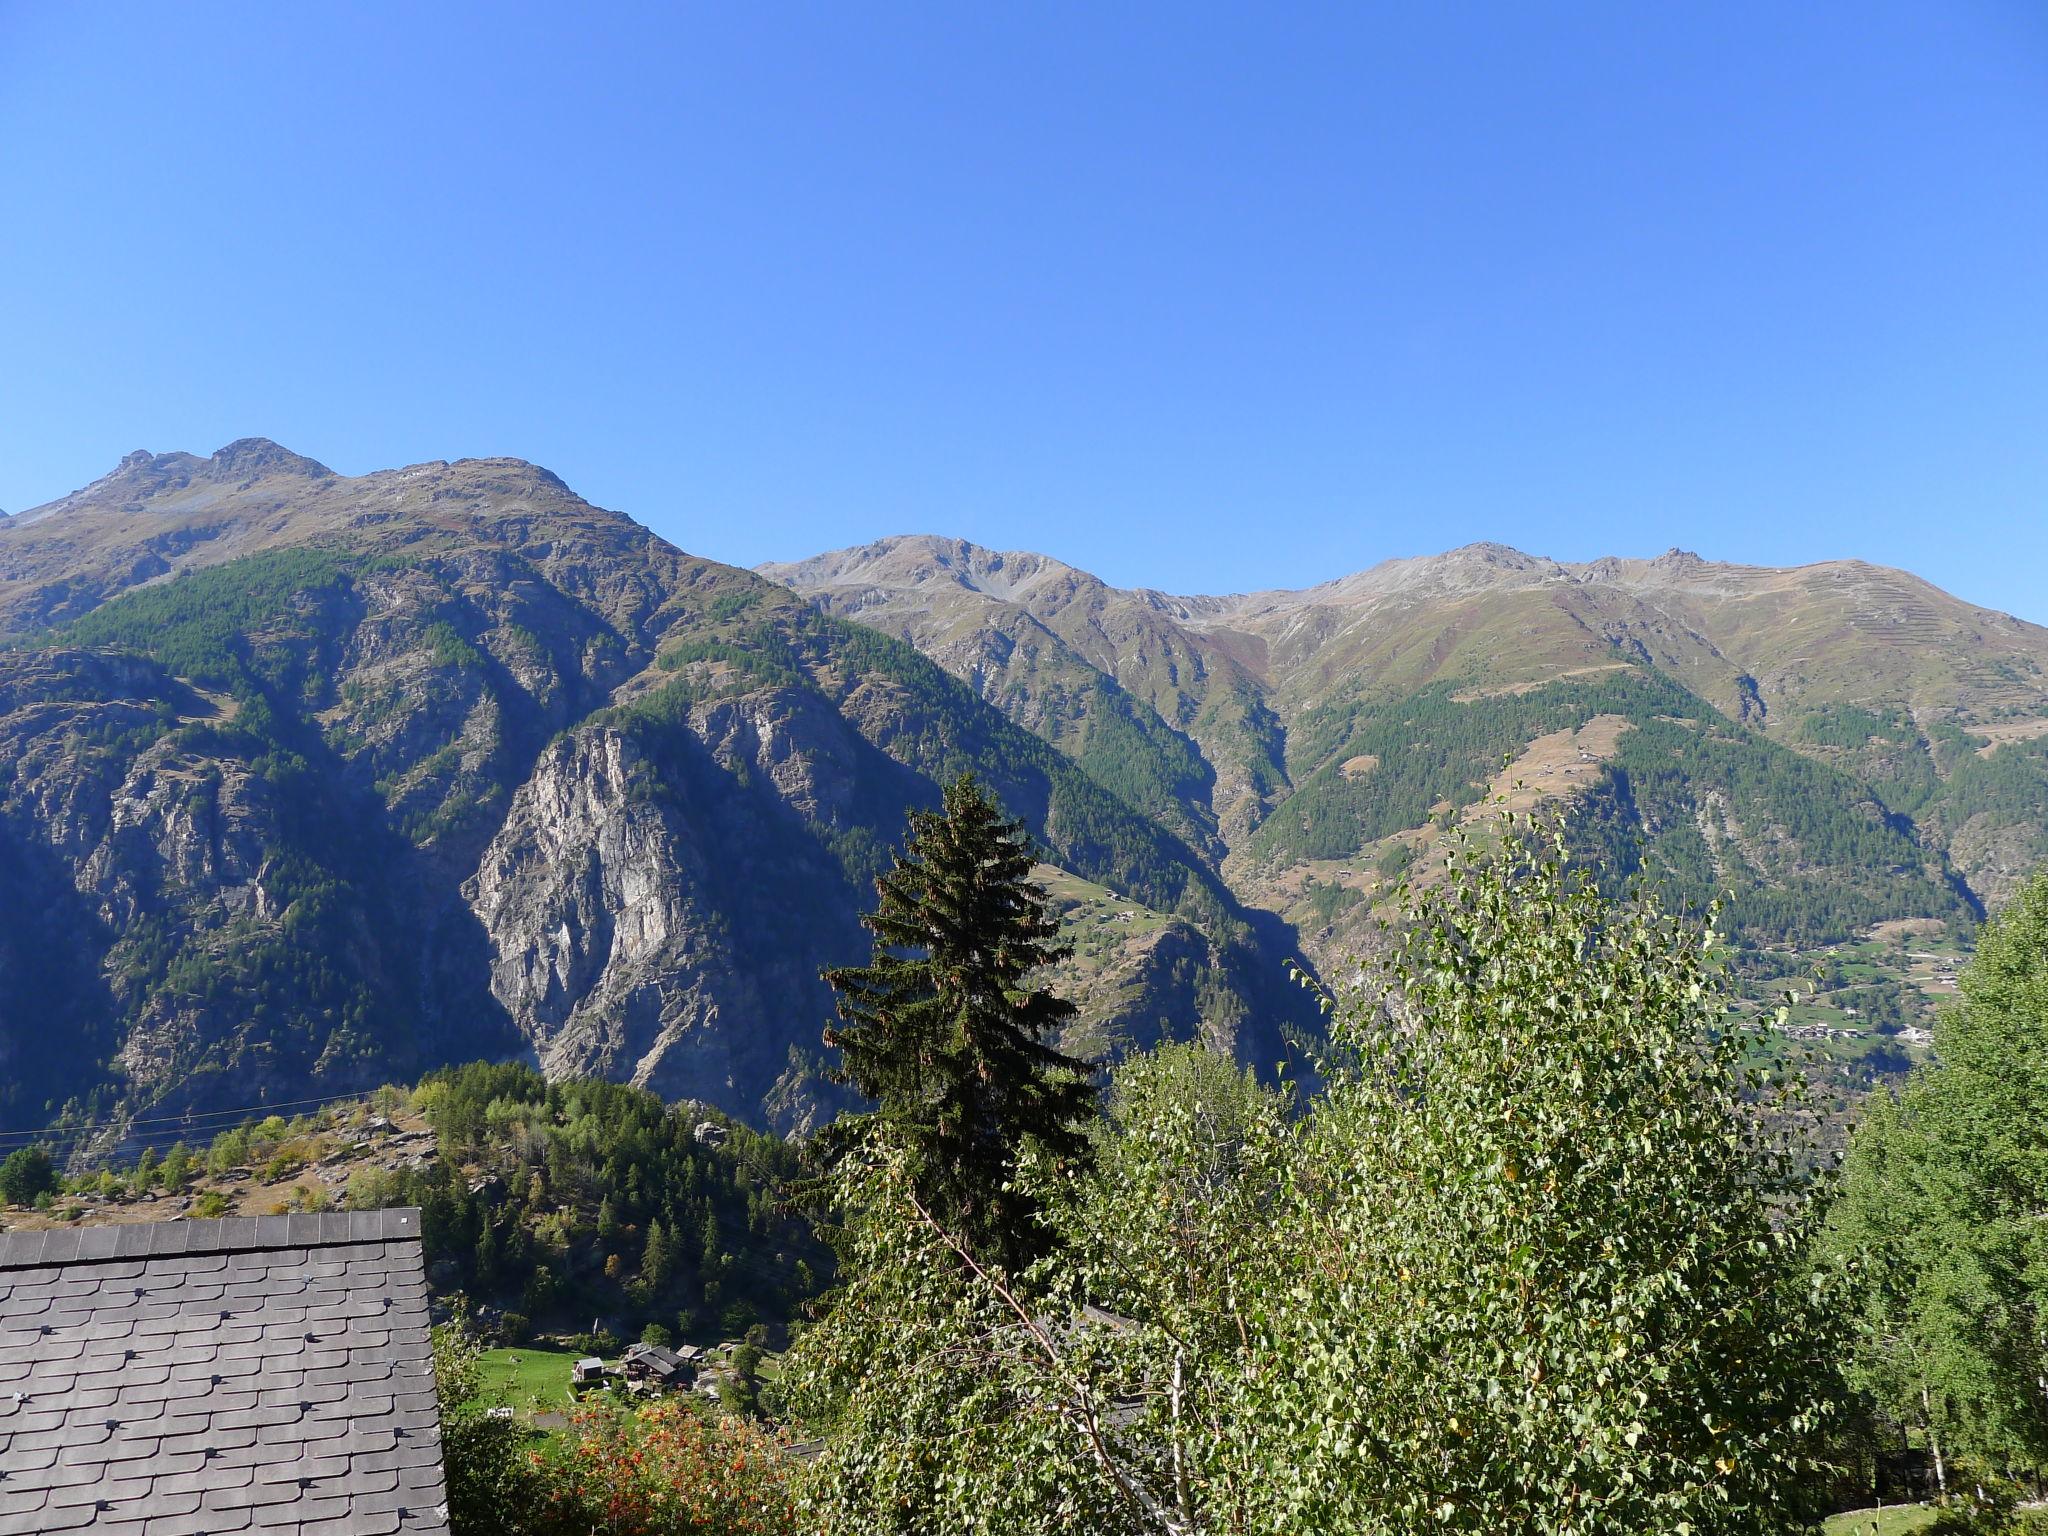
[823,771,1096,1266]
[642,1218,673,1291]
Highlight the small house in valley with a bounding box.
[620,1340,692,1391]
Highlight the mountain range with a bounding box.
[5,441,2045,1151]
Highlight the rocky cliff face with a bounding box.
[27,442,2029,1150]
[1,443,1291,1146]
[464,708,885,1130]
[469,728,770,1109]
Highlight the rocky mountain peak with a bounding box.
[449,456,572,495]
[761,534,1093,606]
[205,437,335,480]
[7,440,336,530]
[1217,540,1562,617]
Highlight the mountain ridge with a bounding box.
[6,441,2045,1153]
[766,531,2043,632]
[766,529,2048,734]
[0,443,1306,1150]
[766,528,2048,927]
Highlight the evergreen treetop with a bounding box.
[823,771,1097,1266]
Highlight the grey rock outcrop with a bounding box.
[468,726,765,1108]
[0,443,1309,1144]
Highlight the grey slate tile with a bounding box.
[0,1210,446,1533]
[141,1509,250,1536]
[206,1476,302,1512]
[31,1502,98,1534]
[37,1455,107,1485]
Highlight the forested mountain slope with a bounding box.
[8,442,2041,1150]
[0,444,1301,1145]
[770,535,2048,969]
[761,538,1288,848]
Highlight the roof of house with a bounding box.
[0,1208,448,1535]
[621,1342,685,1374]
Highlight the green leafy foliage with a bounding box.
[1245,822,1848,1533]
[786,819,1848,1534]
[1824,868,2048,1490]
[436,1304,795,1535]
[0,1145,58,1205]
[434,1308,547,1534]
[527,1397,795,1535]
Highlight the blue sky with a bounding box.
[2,3,2044,619]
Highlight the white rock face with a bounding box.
[467,726,761,1106]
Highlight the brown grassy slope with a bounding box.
[1187,544,2048,738]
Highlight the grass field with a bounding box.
[1037,864,1177,955]
[473,1345,584,1417]
[1822,1504,1937,1536]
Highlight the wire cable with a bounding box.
[0,1088,391,1151]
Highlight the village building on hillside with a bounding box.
[572,1340,709,1395]
[0,1208,448,1534]
[619,1339,695,1392]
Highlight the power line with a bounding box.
[0,1090,372,1142]
[0,1089,386,1150]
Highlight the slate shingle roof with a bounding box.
[0,1208,449,1535]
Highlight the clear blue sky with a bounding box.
[3,3,2044,618]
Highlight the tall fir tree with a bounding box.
[823,772,1096,1266]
